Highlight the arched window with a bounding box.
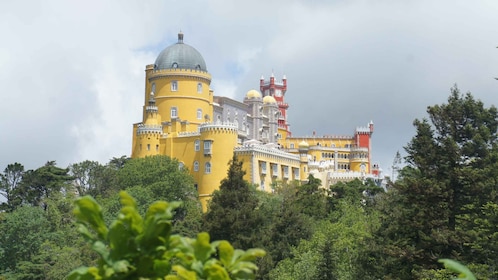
[171,81,178,91]
[194,139,200,151]
[197,109,202,120]
[151,83,156,94]
[197,83,202,93]
[205,162,211,174]
[194,161,199,172]
[178,162,184,170]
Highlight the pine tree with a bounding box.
[204,153,262,250]
[372,86,498,277]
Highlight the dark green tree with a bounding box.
[295,174,328,219]
[204,154,263,250]
[13,161,73,208]
[115,155,202,237]
[371,86,498,278]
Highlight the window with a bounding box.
[261,180,265,191]
[172,62,178,68]
[205,162,211,174]
[272,164,278,177]
[147,144,150,151]
[294,168,300,179]
[151,83,156,94]
[260,162,267,174]
[197,109,202,120]
[156,144,159,152]
[204,140,212,155]
[171,107,178,118]
[283,166,289,178]
[290,143,294,149]
[194,140,200,151]
[178,162,184,170]
[171,81,178,91]
[197,83,202,93]
[194,161,199,171]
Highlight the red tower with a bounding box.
[260,73,290,134]
[354,121,374,173]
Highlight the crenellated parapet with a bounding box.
[136,124,162,135]
[199,122,238,134]
[148,68,211,84]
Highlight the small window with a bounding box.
[194,140,200,151]
[197,109,202,120]
[194,161,199,172]
[156,144,159,152]
[178,162,184,170]
[171,81,178,91]
[151,83,156,94]
[171,107,178,118]
[204,141,212,155]
[197,83,202,93]
[147,144,150,151]
[205,162,211,174]
[172,62,178,68]
[261,180,265,191]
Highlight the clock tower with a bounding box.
[260,73,290,135]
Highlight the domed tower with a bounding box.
[262,95,279,143]
[144,32,212,128]
[243,89,263,140]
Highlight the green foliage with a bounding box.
[69,191,265,279]
[439,259,476,280]
[0,206,51,271]
[270,197,378,280]
[204,154,263,250]
[370,87,498,278]
[116,155,202,236]
[0,162,24,211]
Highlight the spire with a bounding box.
[178,31,184,44]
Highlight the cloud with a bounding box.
[1,0,498,175]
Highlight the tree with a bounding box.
[371,86,498,277]
[115,155,202,237]
[204,154,263,250]
[69,160,108,197]
[15,161,73,208]
[68,191,265,279]
[0,206,51,273]
[295,175,327,219]
[0,162,24,211]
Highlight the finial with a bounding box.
[178,31,184,43]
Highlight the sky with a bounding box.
[1,0,497,177]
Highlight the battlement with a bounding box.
[148,68,211,83]
[199,122,238,133]
[136,124,162,135]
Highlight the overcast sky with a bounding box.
[1,0,497,176]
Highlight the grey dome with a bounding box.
[154,33,207,71]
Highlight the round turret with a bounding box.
[298,141,309,148]
[246,89,262,99]
[154,32,207,71]
[263,95,277,104]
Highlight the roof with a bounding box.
[154,32,207,71]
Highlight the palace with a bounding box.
[131,32,381,209]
